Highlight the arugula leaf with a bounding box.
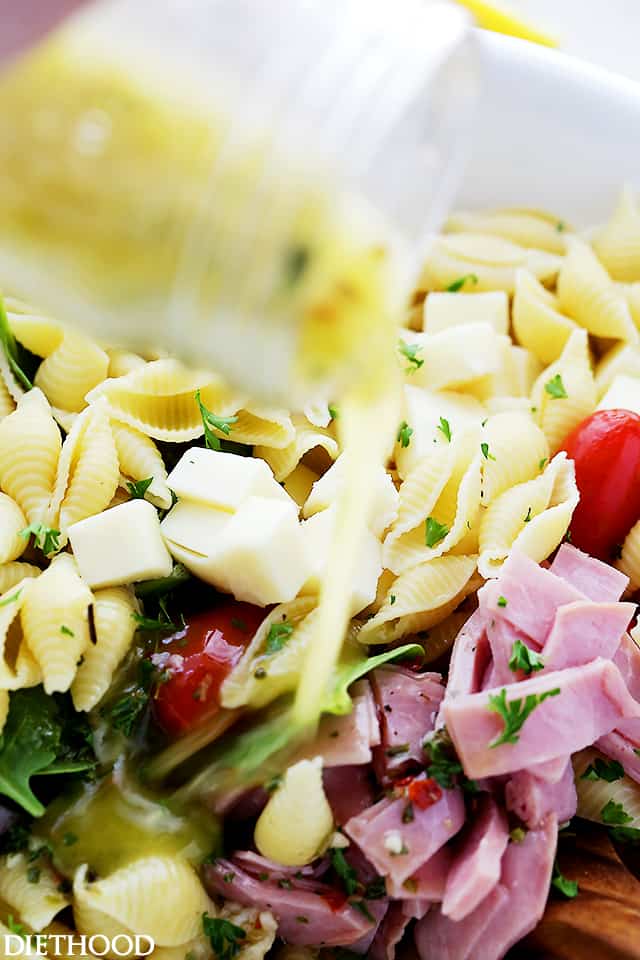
[601,799,633,826]
[195,390,238,451]
[609,826,640,843]
[398,339,424,373]
[423,728,462,788]
[202,913,246,960]
[488,687,560,748]
[330,847,359,896]
[396,421,413,448]
[126,477,154,499]
[544,374,568,399]
[437,417,452,442]
[134,564,191,598]
[551,863,578,899]
[581,758,624,783]
[0,688,95,816]
[508,639,545,676]
[445,273,478,293]
[20,523,60,556]
[425,516,449,548]
[131,610,176,632]
[265,621,293,654]
[325,642,424,716]
[0,295,33,390]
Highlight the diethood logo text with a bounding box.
[3,934,155,956]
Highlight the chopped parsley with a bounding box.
[508,639,545,676]
[480,442,495,461]
[131,607,176,632]
[397,421,413,448]
[202,914,246,960]
[265,620,293,654]
[539,457,548,471]
[398,339,424,373]
[19,523,60,556]
[283,245,310,288]
[544,374,568,399]
[60,625,74,637]
[126,477,154,499]
[389,594,397,606]
[104,659,168,737]
[63,832,78,846]
[437,417,452,442]
[488,687,560,748]
[195,389,238,451]
[402,802,415,823]
[509,827,527,844]
[27,865,40,884]
[445,273,478,293]
[497,595,508,608]
[328,404,339,421]
[330,848,359,896]
[601,799,633,826]
[556,221,566,233]
[425,516,449,548]
[551,863,578,899]
[423,727,477,792]
[6,915,28,939]
[0,295,32,390]
[581,758,624,783]
[524,506,532,523]
[0,589,22,609]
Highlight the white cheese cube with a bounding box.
[405,324,503,392]
[160,501,231,557]
[300,508,382,615]
[68,500,173,589]
[395,385,485,479]
[166,447,292,512]
[597,373,640,415]
[303,455,399,537]
[424,291,509,335]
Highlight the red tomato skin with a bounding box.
[560,408,640,561]
[153,601,264,736]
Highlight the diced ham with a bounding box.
[323,765,376,826]
[441,795,509,921]
[371,667,444,777]
[233,850,329,882]
[203,858,379,947]
[550,543,628,602]
[438,610,489,727]
[542,601,634,671]
[597,729,640,783]
[300,681,380,767]
[385,846,451,901]
[528,755,570,783]
[485,618,528,686]
[345,780,465,886]
[480,551,583,647]
[505,759,576,828]
[614,632,640,702]
[415,885,509,960]
[444,658,640,779]
[369,902,413,960]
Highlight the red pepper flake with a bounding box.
[407,777,442,810]
[320,889,348,912]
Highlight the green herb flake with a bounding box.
[524,506,533,523]
[425,516,449,549]
[601,799,633,826]
[497,596,508,608]
[423,728,466,790]
[437,417,452,442]
[202,914,246,960]
[330,847,359,897]
[397,421,413,448]
[509,827,527,844]
[402,803,415,824]
[283,245,310,288]
[445,273,478,293]
[6,915,28,939]
[27,865,40,884]
[581,758,625,783]
[60,625,74,638]
[63,832,78,846]
[552,864,578,899]
[539,458,548,471]
[544,374,568,399]
[265,620,294,654]
[126,477,154,499]
[131,610,175,632]
[0,589,22,609]
[481,442,496,461]
[328,404,339,421]
[508,639,545,676]
[0,295,32,391]
[609,826,640,843]
[385,743,409,757]
[398,339,424,373]
[556,221,566,233]
[488,687,560,748]
[389,594,396,606]
[195,390,238,451]
[19,523,61,556]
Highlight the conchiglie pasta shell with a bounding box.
[73,857,210,947]
[0,852,69,930]
[512,269,578,364]
[0,690,8,733]
[419,233,562,293]
[359,555,478,645]
[35,331,109,413]
[478,452,578,578]
[595,341,640,395]
[71,586,138,711]
[445,208,568,254]
[0,579,42,690]
[20,553,92,693]
[574,749,640,825]
[8,309,64,357]
[617,517,640,589]
[106,348,147,378]
[0,492,27,563]
[255,415,339,482]
[110,419,171,510]
[592,187,640,282]
[225,403,294,450]
[0,562,41,593]
[0,388,61,524]
[480,412,549,505]
[557,236,637,341]
[530,329,597,452]
[621,281,640,329]
[0,373,16,420]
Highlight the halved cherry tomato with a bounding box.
[153,600,264,736]
[560,408,640,561]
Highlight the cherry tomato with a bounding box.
[153,601,264,736]
[560,408,640,561]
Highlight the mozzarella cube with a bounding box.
[160,500,231,557]
[300,508,382,615]
[395,385,485,479]
[598,373,640,415]
[424,291,509,335]
[68,500,173,588]
[303,456,399,537]
[167,447,292,511]
[406,324,503,391]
